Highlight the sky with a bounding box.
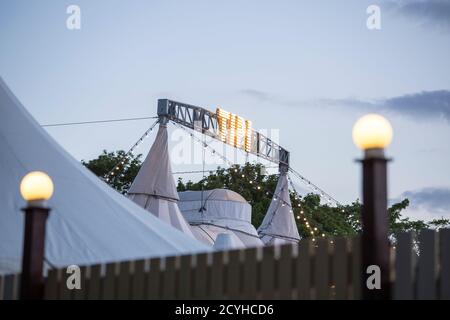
[1,0,449,221]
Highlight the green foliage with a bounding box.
[428,218,450,229]
[83,151,439,237]
[82,150,142,194]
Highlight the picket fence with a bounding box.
[1,229,449,300]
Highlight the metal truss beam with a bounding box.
[157,99,290,169]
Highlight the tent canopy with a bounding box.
[179,189,264,247]
[127,124,195,237]
[0,78,209,274]
[257,173,301,245]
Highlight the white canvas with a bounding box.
[257,173,301,245]
[0,78,209,274]
[128,124,196,238]
[178,189,264,248]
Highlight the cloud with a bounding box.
[383,90,450,121]
[239,88,450,123]
[238,89,272,102]
[330,90,450,123]
[396,187,450,217]
[238,89,309,108]
[385,0,450,31]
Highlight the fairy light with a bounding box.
[288,175,323,238]
[288,167,342,207]
[173,120,329,240]
[105,119,159,183]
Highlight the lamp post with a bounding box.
[352,114,393,300]
[19,171,54,300]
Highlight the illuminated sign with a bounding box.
[216,108,253,152]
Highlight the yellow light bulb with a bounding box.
[352,114,393,150]
[20,171,54,202]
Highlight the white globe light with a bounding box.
[20,171,54,202]
[352,114,393,150]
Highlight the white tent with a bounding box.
[257,173,301,245]
[178,189,264,248]
[127,124,196,238]
[0,78,209,274]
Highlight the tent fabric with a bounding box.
[128,125,179,201]
[0,78,209,274]
[213,233,243,251]
[127,124,195,238]
[257,173,301,245]
[191,225,246,249]
[178,189,264,247]
[127,193,194,236]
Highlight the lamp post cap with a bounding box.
[352,114,393,150]
[20,171,54,202]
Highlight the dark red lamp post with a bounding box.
[19,171,54,300]
[353,114,393,300]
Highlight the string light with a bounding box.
[288,167,341,207]
[104,120,159,183]
[172,120,332,241]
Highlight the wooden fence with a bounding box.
[1,229,449,300]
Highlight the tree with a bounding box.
[83,151,438,237]
[429,218,450,230]
[82,150,142,194]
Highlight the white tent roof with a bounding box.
[178,189,264,247]
[190,225,246,249]
[128,124,195,237]
[257,173,301,245]
[0,78,209,274]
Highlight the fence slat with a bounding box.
[350,236,361,300]
[178,255,192,299]
[209,251,224,299]
[131,260,146,299]
[2,274,20,300]
[241,247,257,300]
[44,269,59,299]
[0,275,4,300]
[297,239,312,299]
[226,250,241,299]
[333,237,348,300]
[59,268,73,300]
[162,257,177,299]
[260,245,275,299]
[3,274,14,300]
[439,229,450,300]
[88,264,101,300]
[72,265,88,300]
[417,229,437,300]
[194,253,208,299]
[394,232,414,300]
[117,262,131,299]
[278,244,293,299]
[146,258,161,299]
[315,238,330,299]
[102,263,117,300]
